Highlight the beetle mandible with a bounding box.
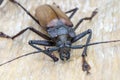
[0,0,120,74]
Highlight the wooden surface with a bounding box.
[0,0,120,80]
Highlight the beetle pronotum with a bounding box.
[0,0,120,74]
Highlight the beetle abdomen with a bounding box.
[35,4,73,29]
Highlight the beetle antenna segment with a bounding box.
[0,47,59,66]
[9,0,42,26]
[0,51,41,66]
[86,39,120,46]
[71,39,120,49]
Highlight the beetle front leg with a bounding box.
[72,29,92,56]
[71,29,92,74]
[28,40,59,62]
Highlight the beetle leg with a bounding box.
[29,40,55,46]
[0,27,51,40]
[72,29,92,56]
[71,29,92,73]
[65,7,78,19]
[9,0,41,26]
[52,3,78,19]
[74,8,98,30]
[29,40,59,62]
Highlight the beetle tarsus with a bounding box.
[82,56,91,74]
[52,55,59,62]
[90,8,98,20]
[0,32,11,39]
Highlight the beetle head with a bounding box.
[59,46,71,61]
[57,38,71,61]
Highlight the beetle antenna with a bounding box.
[85,39,120,47]
[0,46,59,66]
[0,50,41,66]
[9,0,42,26]
[71,40,120,49]
[0,40,119,66]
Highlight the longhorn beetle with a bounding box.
[0,0,120,74]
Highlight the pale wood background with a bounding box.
[0,0,120,80]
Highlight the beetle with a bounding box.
[0,0,120,74]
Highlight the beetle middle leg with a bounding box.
[74,9,98,30]
[71,29,92,74]
[0,27,51,40]
[28,40,59,62]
